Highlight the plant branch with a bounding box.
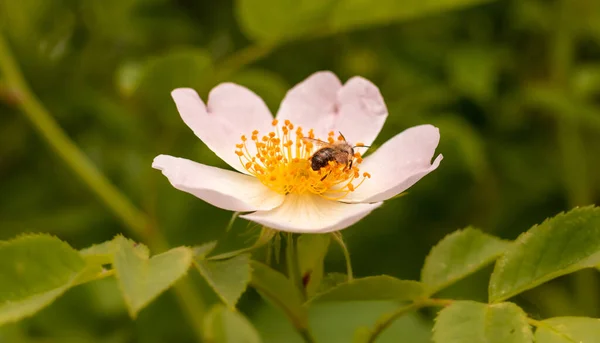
[331,232,353,281]
[550,0,591,208]
[208,227,275,260]
[298,328,317,343]
[0,34,150,239]
[0,32,207,342]
[287,233,306,299]
[363,298,453,343]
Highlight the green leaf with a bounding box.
[489,206,600,302]
[432,301,533,343]
[204,305,262,343]
[0,234,86,325]
[75,240,117,285]
[71,262,109,287]
[534,317,600,343]
[297,234,330,298]
[329,0,496,34]
[309,276,425,304]
[317,272,348,294]
[79,237,148,266]
[79,240,116,266]
[253,300,432,343]
[192,241,218,259]
[249,261,308,330]
[78,237,147,283]
[194,254,252,308]
[235,0,334,42]
[113,236,193,317]
[235,0,495,42]
[421,227,510,295]
[75,238,150,286]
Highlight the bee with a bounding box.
[303,132,367,180]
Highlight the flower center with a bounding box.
[235,120,370,200]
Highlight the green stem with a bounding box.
[298,328,317,343]
[331,232,353,281]
[224,211,240,232]
[208,227,275,260]
[286,233,306,299]
[550,0,595,315]
[364,298,452,343]
[0,32,207,342]
[172,277,208,341]
[0,33,149,239]
[551,0,592,208]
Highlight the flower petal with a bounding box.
[276,72,387,146]
[152,155,284,212]
[342,125,442,203]
[172,85,273,174]
[240,194,382,233]
[275,71,342,139]
[333,76,388,147]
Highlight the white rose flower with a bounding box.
[153,71,442,233]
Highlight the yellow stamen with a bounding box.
[235,121,368,200]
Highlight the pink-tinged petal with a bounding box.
[334,77,388,147]
[342,125,443,203]
[172,85,273,174]
[275,71,342,139]
[275,72,388,146]
[240,194,382,233]
[152,155,284,212]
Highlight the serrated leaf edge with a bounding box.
[489,206,600,302]
[113,237,193,318]
[421,227,511,295]
[432,301,533,342]
[0,234,86,325]
[194,254,252,309]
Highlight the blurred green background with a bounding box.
[1,0,600,342]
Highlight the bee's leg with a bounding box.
[342,160,352,172]
[349,160,353,169]
[320,170,332,181]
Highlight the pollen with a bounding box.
[234,120,369,200]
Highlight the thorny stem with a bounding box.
[364,298,453,343]
[0,32,207,342]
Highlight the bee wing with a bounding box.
[301,137,330,147]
